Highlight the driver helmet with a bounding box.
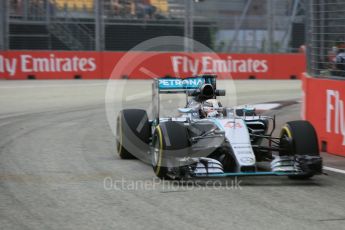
[202,99,222,117]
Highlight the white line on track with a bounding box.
[323,166,345,175]
[125,91,152,101]
[248,103,281,110]
[0,121,12,127]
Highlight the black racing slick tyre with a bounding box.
[116,109,150,159]
[279,120,320,179]
[152,121,189,180]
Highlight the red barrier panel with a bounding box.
[0,51,305,80]
[0,51,102,79]
[302,73,345,156]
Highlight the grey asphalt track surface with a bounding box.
[1,80,345,230]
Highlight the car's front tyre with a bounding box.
[152,121,190,179]
[279,120,321,180]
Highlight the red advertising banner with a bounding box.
[0,51,305,80]
[302,74,345,156]
[0,51,102,79]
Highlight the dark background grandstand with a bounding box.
[2,0,306,52]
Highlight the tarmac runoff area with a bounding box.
[0,80,345,230]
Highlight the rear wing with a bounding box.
[152,76,217,122]
[157,78,205,93]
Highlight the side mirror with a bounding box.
[178,108,196,113]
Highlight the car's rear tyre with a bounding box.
[116,109,150,159]
[279,120,320,180]
[152,121,189,179]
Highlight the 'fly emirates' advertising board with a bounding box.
[0,51,305,79]
[303,75,345,156]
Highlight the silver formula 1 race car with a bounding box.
[116,75,322,180]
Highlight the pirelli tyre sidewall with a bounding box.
[116,109,150,159]
[280,120,321,179]
[152,121,189,180]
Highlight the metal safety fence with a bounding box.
[307,0,345,78]
[1,0,306,53]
